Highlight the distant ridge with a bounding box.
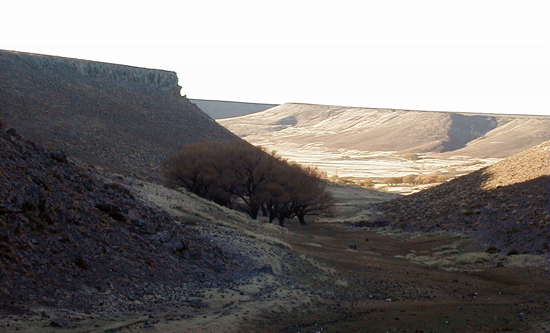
[190,99,277,119]
[219,103,549,157]
[0,50,238,181]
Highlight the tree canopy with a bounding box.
[163,140,333,226]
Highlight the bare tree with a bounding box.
[163,142,223,197]
[163,141,333,223]
[222,142,277,219]
[287,165,333,225]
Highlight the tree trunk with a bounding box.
[249,205,260,219]
[297,213,307,225]
[278,216,285,227]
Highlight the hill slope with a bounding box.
[0,50,238,182]
[190,99,277,119]
[0,127,254,314]
[219,103,549,157]
[371,141,550,253]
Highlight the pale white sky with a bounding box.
[2,0,549,115]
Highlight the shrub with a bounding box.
[506,249,520,256]
[403,153,420,161]
[454,252,491,265]
[485,246,500,254]
[382,177,403,186]
[402,174,418,184]
[415,173,448,185]
[337,177,356,185]
[358,177,374,188]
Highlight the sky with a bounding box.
[2,0,549,116]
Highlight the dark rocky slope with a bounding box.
[0,50,238,182]
[370,141,550,253]
[0,128,252,314]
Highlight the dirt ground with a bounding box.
[2,182,548,333]
[248,223,549,332]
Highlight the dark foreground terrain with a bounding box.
[3,220,547,332]
[1,140,547,332]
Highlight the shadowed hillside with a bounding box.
[0,50,238,182]
[371,141,550,253]
[0,127,253,314]
[219,103,549,157]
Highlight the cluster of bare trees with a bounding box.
[383,173,449,186]
[163,141,333,226]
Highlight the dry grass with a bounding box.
[114,177,292,249]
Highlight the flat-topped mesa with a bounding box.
[0,49,238,182]
[2,49,182,96]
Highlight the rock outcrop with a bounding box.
[0,50,238,182]
[17,51,182,95]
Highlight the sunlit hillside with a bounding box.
[220,103,549,192]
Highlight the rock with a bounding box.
[258,265,274,275]
[163,241,185,253]
[0,204,21,214]
[485,246,500,254]
[0,229,10,242]
[73,255,91,270]
[128,210,141,221]
[49,318,70,328]
[145,223,157,235]
[133,219,146,228]
[95,202,127,221]
[186,299,209,308]
[50,151,68,163]
[156,231,172,243]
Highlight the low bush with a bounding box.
[382,177,403,186]
[402,153,420,161]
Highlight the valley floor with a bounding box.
[244,223,549,332]
[2,180,548,333]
